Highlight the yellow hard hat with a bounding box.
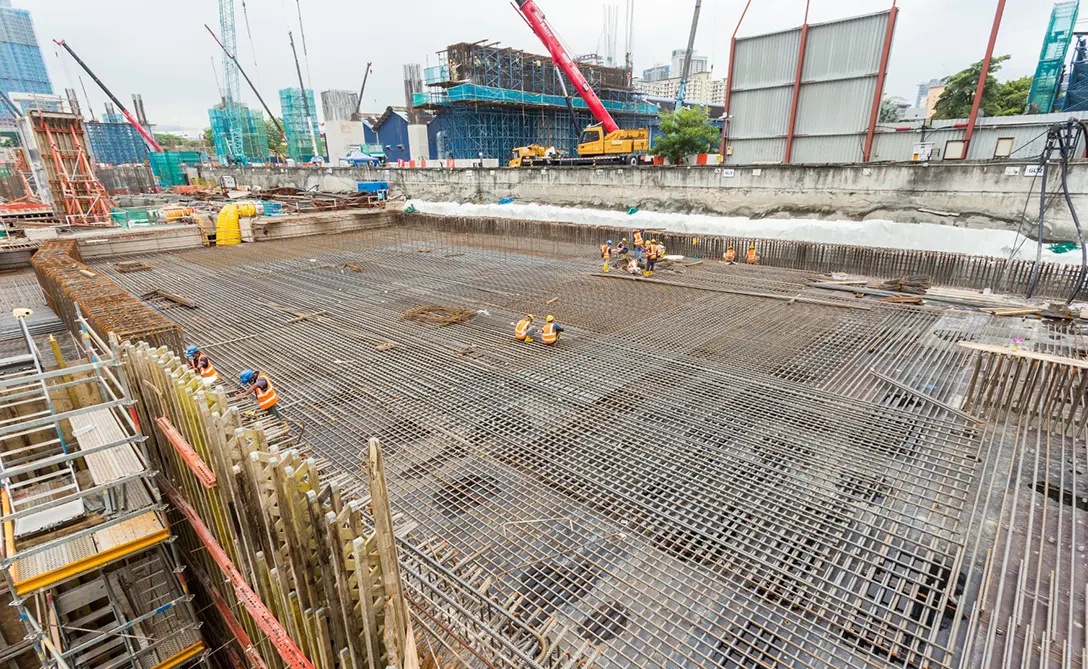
[546,315,554,322]
[749,243,756,249]
[622,238,627,242]
[651,238,657,243]
[527,314,534,320]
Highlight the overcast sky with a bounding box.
[30,0,1057,135]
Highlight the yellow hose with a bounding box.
[215,204,241,246]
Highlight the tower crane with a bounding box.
[675,0,702,108]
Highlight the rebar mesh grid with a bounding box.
[90,224,1084,668]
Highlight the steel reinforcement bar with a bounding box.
[397,212,1088,301]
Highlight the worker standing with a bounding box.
[238,369,282,418]
[644,239,658,276]
[185,345,219,385]
[600,239,613,272]
[746,243,760,265]
[723,245,737,263]
[633,230,644,262]
[541,315,564,345]
[515,314,537,343]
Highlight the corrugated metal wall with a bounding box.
[869,112,1073,164]
[727,11,892,165]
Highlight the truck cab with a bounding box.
[577,124,649,160]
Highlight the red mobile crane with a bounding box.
[510,0,648,167]
[53,40,163,152]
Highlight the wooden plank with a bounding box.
[957,341,1088,370]
[594,272,872,310]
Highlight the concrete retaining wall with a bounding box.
[188,161,1088,242]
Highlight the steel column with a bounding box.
[783,0,811,164]
[719,0,753,158]
[964,0,1007,152]
[863,3,899,162]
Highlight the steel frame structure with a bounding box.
[27,110,113,226]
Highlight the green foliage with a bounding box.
[201,127,214,148]
[933,55,1030,120]
[878,98,902,123]
[155,132,186,149]
[650,106,719,164]
[266,117,287,156]
[996,76,1032,116]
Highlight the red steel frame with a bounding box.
[32,112,114,226]
[964,0,1007,153]
[783,0,812,163]
[160,479,314,669]
[863,2,899,162]
[719,0,753,157]
[188,560,268,669]
[155,416,217,489]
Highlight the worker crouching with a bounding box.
[515,314,539,343]
[185,345,219,385]
[746,243,760,265]
[239,369,282,419]
[541,315,564,345]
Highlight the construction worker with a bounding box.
[541,315,564,345]
[626,256,640,274]
[746,243,760,265]
[600,239,613,272]
[656,239,667,259]
[633,230,644,261]
[616,238,629,257]
[644,238,658,275]
[239,369,282,418]
[515,314,538,343]
[723,245,737,263]
[185,345,219,385]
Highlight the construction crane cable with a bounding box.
[294,0,314,90]
[205,25,286,143]
[241,0,264,92]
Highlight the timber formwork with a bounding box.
[80,216,1087,669]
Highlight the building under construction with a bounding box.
[0,204,1083,669]
[418,42,658,159]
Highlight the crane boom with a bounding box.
[52,40,163,152]
[675,0,702,107]
[352,62,372,121]
[513,0,619,134]
[205,24,286,144]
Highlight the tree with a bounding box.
[266,117,287,156]
[933,55,1010,120]
[156,132,187,150]
[650,106,719,164]
[996,76,1032,116]
[202,127,214,149]
[879,98,902,123]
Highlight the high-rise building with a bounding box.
[642,64,670,82]
[0,0,52,120]
[915,78,943,107]
[670,49,709,78]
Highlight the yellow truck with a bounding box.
[512,126,650,167]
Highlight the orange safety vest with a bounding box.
[746,247,759,264]
[633,231,643,246]
[542,323,560,345]
[194,354,219,382]
[646,243,657,260]
[515,318,532,340]
[601,244,611,260]
[724,248,736,262]
[254,372,279,410]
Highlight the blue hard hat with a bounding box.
[607,240,613,245]
[239,369,256,385]
[184,345,199,358]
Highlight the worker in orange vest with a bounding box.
[541,315,564,345]
[644,239,658,276]
[185,345,219,385]
[723,245,737,263]
[515,314,537,343]
[633,230,644,262]
[746,243,759,265]
[239,369,282,418]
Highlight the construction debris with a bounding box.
[114,260,153,273]
[879,273,932,294]
[401,305,477,326]
[140,288,197,308]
